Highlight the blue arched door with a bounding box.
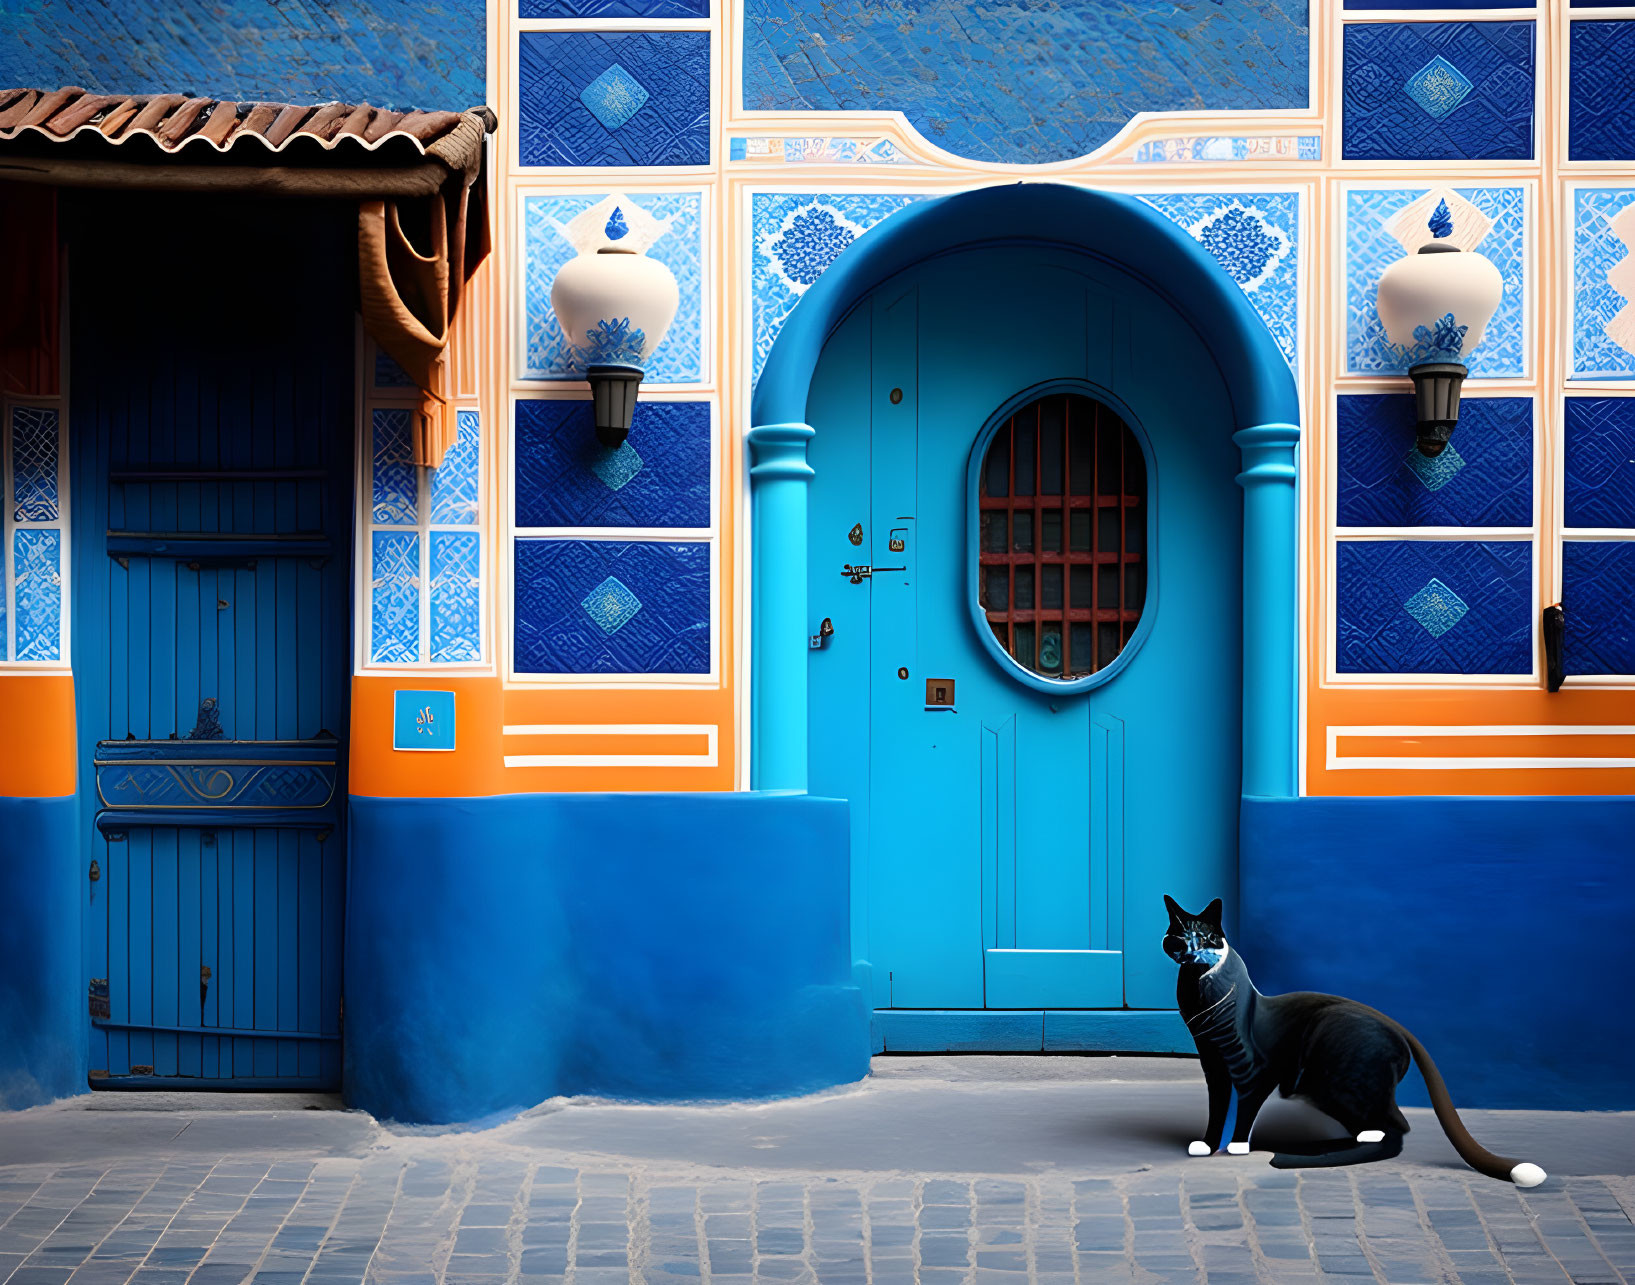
[807,245,1242,1017]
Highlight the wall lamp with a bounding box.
[1375,200,1503,458]
[550,199,679,448]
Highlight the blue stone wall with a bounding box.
[1241,796,1635,1110]
[344,792,869,1123]
[0,0,485,110]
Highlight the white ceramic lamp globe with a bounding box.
[549,202,680,448]
[1374,199,1504,457]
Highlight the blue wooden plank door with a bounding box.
[71,195,353,1088]
[808,246,1242,1016]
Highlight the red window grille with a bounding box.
[977,393,1146,680]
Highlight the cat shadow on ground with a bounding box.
[1077,1094,1347,1153]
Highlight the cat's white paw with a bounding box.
[1226,1141,1250,1155]
[1356,1129,1385,1143]
[1511,1163,1546,1188]
[1188,1140,1211,1157]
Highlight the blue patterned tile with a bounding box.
[370,531,420,664]
[522,0,707,12]
[515,399,709,529]
[429,531,482,663]
[1343,22,1535,161]
[1571,188,1635,379]
[10,404,59,521]
[1336,540,1531,674]
[372,409,418,525]
[518,31,710,168]
[741,0,1307,165]
[514,539,709,674]
[1564,398,1635,529]
[1336,395,1532,527]
[429,409,480,526]
[523,191,702,383]
[750,192,927,387]
[1346,186,1526,378]
[13,528,61,662]
[1562,540,1635,674]
[374,349,414,388]
[1570,21,1635,161]
[1140,192,1300,373]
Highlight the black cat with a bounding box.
[1163,895,1545,1186]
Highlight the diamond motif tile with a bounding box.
[1571,188,1635,377]
[590,443,644,491]
[429,409,480,526]
[372,409,418,526]
[515,399,708,528]
[1563,540,1635,674]
[1403,578,1470,637]
[518,31,710,167]
[579,63,650,131]
[514,539,710,674]
[430,531,482,663]
[1336,540,1531,674]
[1403,444,1467,492]
[371,531,420,664]
[1570,20,1635,162]
[523,0,708,13]
[1564,397,1635,528]
[581,575,643,634]
[1343,22,1534,161]
[1405,55,1474,119]
[10,405,59,521]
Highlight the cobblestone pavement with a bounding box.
[1,1061,1632,1285]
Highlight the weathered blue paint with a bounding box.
[804,245,1242,1017]
[742,0,1308,164]
[0,0,484,112]
[1240,795,1635,1110]
[0,795,85,1110]
[873,1010,1193,1055]
[344,792,868,1124]
[69,194,353,1089]
[752,185,1302,810]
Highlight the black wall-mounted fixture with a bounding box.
[1543,604,1565,693]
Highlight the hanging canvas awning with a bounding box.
[0,87,495,466]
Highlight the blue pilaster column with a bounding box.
[1234,423,1301,799]
[747,423,816,792]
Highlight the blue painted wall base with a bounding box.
[873,1010,1194,1056]
[1241,795,1635,1111]
[345,792,869,1124]
[0,795,86,1110]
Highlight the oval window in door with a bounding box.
[975,391,1147,685]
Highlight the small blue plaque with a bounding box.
[393,690,456,752]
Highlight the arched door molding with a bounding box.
[748,183,1300,798]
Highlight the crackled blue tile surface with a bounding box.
[516,399,709,529]
[514,539,709,674]
[1337,396,1531,528]
[1343,22,1534,161]
[1571,188,1635,379]
[10,405,59,522]
[1336,539,1532,674]
[430,531,482,663]
[372,409,418,526]
[518,31,710,168]
[371,531,420,664]
[12,528,62,662]
[742,0,1307,165]
[523,191,702,383]
[429,409,481,526]
[1563,540,1635,674]
[1140,192,1300,372]
[1564,397,1635,529]
[1346,187,1526,378]
[523,0,706,12]
[1570,21,1635,161]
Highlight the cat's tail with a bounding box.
[1395,1022,1546,1187]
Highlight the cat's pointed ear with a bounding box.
[1202,898,1223,925]
[1163,894,1184,921]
